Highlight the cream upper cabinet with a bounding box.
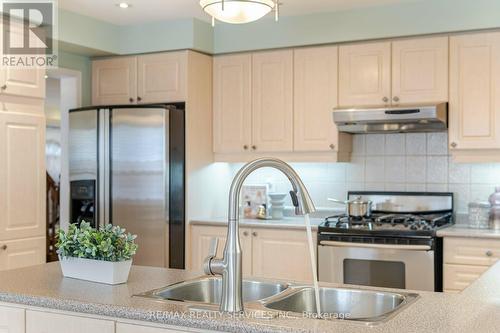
[0,113,45,241]
[392,36,448,105]
[137,52,187,104]
[252,50,293,152]
[190,225,252,276]
[92,57,137,105]
[294,46,339,152]
[339,41,391,107]
[213,54,252,154]
[449,31,500,153]
[0,67,45,99]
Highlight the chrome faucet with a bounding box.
[203,158,316,313]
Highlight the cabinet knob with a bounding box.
[137,96,142,102]
[243,145,249,150]
[129,97,134,103]
[0,245,7,250]
[252,232,258,237]
[450,142,457,148]
[251,145,257,151]
[486,250,493,257]
[382,97,389,103]
[243,231,249,236]
[329,144,335,150]
[0,85,6,90]
[393,96,400,102]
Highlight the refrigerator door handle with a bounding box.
[98,108,111,228]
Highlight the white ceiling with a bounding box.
[59,0,422,26]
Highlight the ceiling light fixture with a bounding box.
[117,2,130,9]
[200,0,280,26]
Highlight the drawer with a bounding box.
[26,310,114,333]
[443,237,500,266]
[443,264,489,291]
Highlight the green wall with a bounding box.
[58,50,92,106]
[55,0,500,106]
[213,0,500,53]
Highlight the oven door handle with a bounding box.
[319,240,431,251]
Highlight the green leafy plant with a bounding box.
[56,221,138,262]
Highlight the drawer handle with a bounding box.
[486,250,493,257]
[1,245,7,250]
[243,231,249,236]
[252,232,258,237]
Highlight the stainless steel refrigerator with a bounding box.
[68,104,185,269]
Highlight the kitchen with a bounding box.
[0,0,499,332]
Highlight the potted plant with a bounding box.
[56,221,138,285]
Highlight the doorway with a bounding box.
[44,68,82,262]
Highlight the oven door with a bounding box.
[318,241,435,291]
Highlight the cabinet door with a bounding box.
[117,323,191,333]
[252,228,317,282]
[294,46,339,152]
[252,50,293,152]
[137,52,187,104]
[449,32,500,150]
[92,57,137,105]
[0,113,45,240]
[26,310,114,333]
[213,54,252,153]
[443,264,489,292]
[339,42,391,107]
[0,306,24,333]
[0,237,45,271]
[0,19,45,99]
[392,36,448,105]
[190,225,252,276]
[0,67,45,99]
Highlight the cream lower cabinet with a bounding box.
[26,311,114,333]
[190,225,252,275]
[449,31,500,162]
[443,237,500,292]
[0,305,24,333]
[117,323,188,333]
[190,224,317,282]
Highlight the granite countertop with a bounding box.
[190,217,324,230]
[0,262,499,332]
[437,224,500,239]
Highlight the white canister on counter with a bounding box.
[468,202,491,229]
[489,187,500,230]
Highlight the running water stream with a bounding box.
[304,214,321,317]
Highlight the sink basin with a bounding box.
[264,287,418,322]
[138,276,288,305]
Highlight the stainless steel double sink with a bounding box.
[136,276,418,325]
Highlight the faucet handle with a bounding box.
[289,190,304,215]
[208,237,219,258]
[203,237,219,275]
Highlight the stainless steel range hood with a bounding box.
[333,103,448,134]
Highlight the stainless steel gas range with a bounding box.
[318,191,454,292]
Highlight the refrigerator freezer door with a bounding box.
[110,108,168,267]
[69,110,98,182]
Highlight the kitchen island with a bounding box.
[0,262,499,333]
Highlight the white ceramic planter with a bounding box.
[59,256,132,285]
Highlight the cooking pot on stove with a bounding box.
[328,196,373,218]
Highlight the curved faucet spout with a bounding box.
[205,158,316,313]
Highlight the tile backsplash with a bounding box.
[209,133,500,218]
